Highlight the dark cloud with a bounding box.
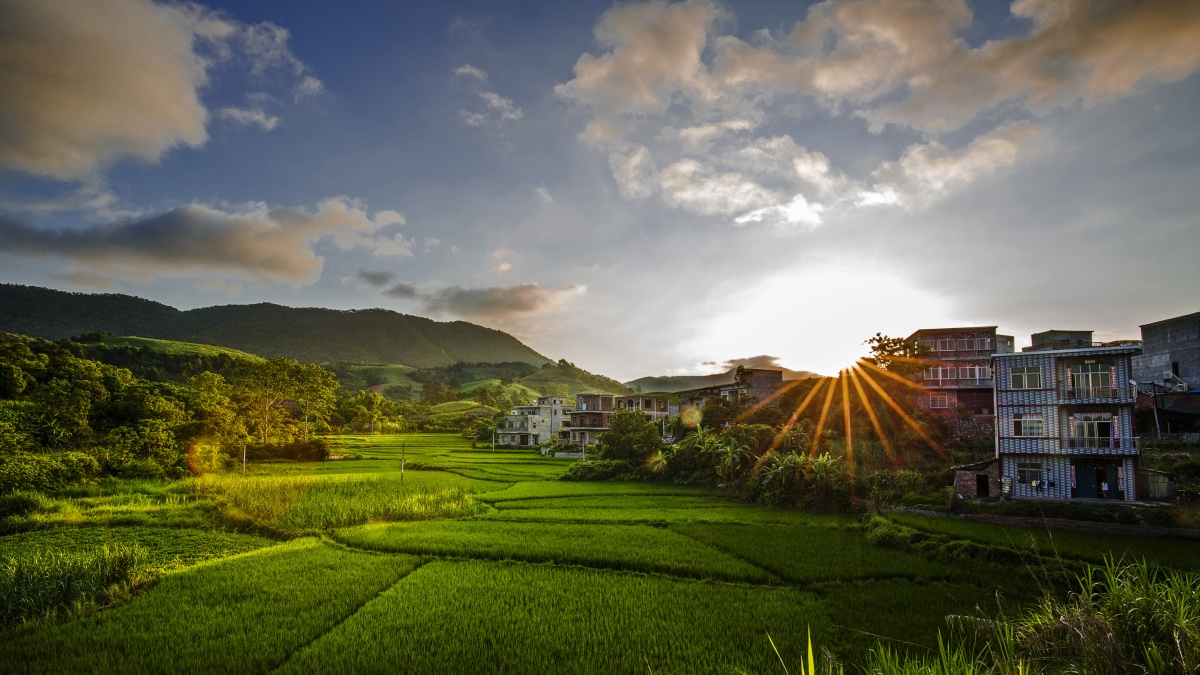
[0,197,398,284]
[421,283,585,321]
[381,281,421,299]
[722,355,783,370]
[356,268,395,286]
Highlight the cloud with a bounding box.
[866,122,1045,205]
[555,0,722,142]
[356,268,395,286]
[382,281,421,299]
[0,0,321,180]
[493,262,513,274]
[194,277,242,294]
[219,106,280,131]
[557,0,1200,224]
[0,197,405,285]
[421,283,586,322]
[454,64,488,81]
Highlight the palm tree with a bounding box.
[717,441,753,487]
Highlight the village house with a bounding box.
[992,330,1142,500]
[907,326,1015,415]
[1132,311,1200,440]
[496,395,568,448]
[565,393,613,446]
[613,394,672,421]
[677,368,785,413]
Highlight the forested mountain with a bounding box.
[0,285,550,368]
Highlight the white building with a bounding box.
[496,396,568,447]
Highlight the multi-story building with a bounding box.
[614,395,672,422]
[565,393,613,446]
[496,396,568,448]
[908,326,1015,415]
[1133,311,1200,391]
[993,331,1141,500]
[677,368,785,412]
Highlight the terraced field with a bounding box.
[4,433,1196,671]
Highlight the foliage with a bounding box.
[563,458,652,482]
[1,543,148,630]
[0,452,99,495]
[596,409,663,460]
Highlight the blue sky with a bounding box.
[2,0,1199,380]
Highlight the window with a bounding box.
[929,393,949,409]
[1016,462,1043,485]
[958,365,992,381]
[975,337,993,351]
[1011,366,1042,389]
[1013,413,1044,437]
[1068,363,1114,397]
[924,366,956,381]
[937,339,955,352]
[1072,412,1113,441]
[957,338,972,351]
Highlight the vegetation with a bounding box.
[1,543,147,630]
[0,284,551,368]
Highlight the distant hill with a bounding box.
[625,365,818,393]
[0,284,550,368]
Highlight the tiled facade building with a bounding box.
[496,396,568,447]
[907,326,1015,415]
[993,331,1141,500]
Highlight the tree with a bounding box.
[597,410,663,461]
[292,364,338,441]
[235,358,296,446]
[863,333,923,377]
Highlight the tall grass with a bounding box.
[197,473,485,529]
[1,544,147,630]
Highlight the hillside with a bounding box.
[0,284,550,368]
[625,365,818,393]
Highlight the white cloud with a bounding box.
[608,145,657,199]
[219,106,280,131]
[454,64,489,81]
[0,0,320,180]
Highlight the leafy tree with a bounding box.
[863,332,923,377]
[234,358,296,446]
[291,363,338,441]
[597,410,663,461]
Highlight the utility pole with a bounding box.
[242,443,246,474]
[401,441,405,483]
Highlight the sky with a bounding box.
[1,0,1199,381]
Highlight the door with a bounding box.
[976,474,990,498]
[1076,465,1097,498]
[1103,466,1118,499]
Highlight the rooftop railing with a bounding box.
[1063,436,1138,451]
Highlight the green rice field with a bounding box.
[3,432,1197,671]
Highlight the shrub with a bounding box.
[0,451,99,495]
[563,459,652,482]
[0,490,53,518]
[242,439,330,463]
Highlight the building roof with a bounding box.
[995,343,1142,358]
[906,326,998,340]
[1139,311,1200,329]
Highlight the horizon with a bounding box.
[2,1,1199,382]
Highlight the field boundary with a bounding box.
[268,552,430,674]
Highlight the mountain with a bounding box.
[625,365,819,393]
[0,284,550,368]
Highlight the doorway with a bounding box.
[976,474,990,498]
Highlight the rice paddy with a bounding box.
[3,432,1197,671]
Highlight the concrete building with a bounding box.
[565,393,614,446]
[993,336,1141,500]
[496,396,568,447]
[677,368,785,413]
[614,395,672,422]
[1133,311,1200,391]
[907,326,1015,415]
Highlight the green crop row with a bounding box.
[198,473,485,529]
[1,539,421,674]
[1,543,148,631]
[279,558,825,674]
[332,520,774,583]
[0,526,276,571]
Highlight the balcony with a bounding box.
[923,378,993,388]
[1063,437,1138,451]
[1060,386,1134,400]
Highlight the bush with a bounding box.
[563,459,652,482]
[0,543,148,629]
[0,490,54,518]
[0,451,99,495]
[242,439,331,463]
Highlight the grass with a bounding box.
[887,512,1200,570]
[197,473,485,529]
[278,559,827,674]
[3,480,222,532]
[333,519,774,582]
[474,480,723,502]
[674,522,972,583]
[0,526,275,570]
[98,336,264,362]
[1,544,147,631]
[0,539,421,674]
